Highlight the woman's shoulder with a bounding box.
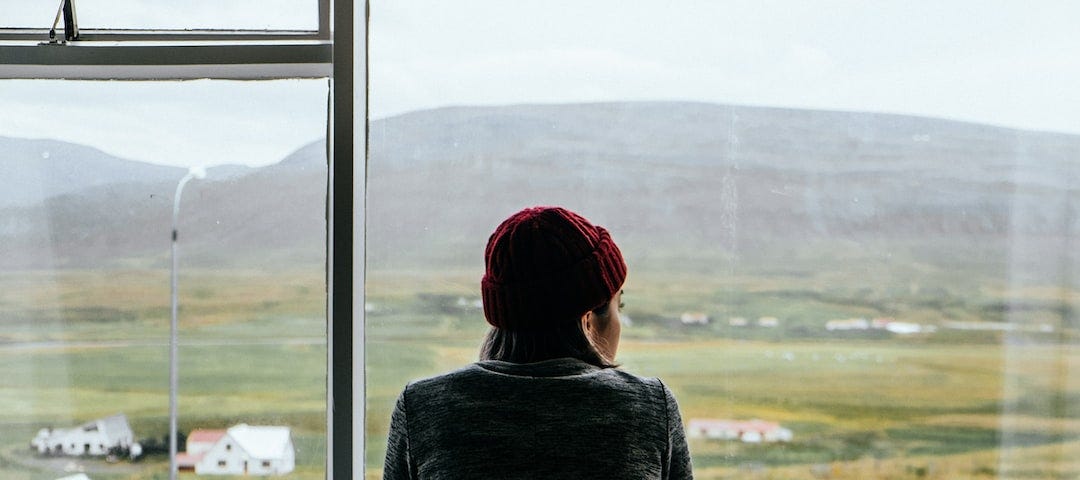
[401,359,669,402]
[402,363,488,391]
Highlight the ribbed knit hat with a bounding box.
[481,206,627,331]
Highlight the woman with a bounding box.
[384,206,693,479]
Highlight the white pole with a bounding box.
[169,166,204,480]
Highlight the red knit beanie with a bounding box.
[481,206,627,331]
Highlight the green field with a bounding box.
[1,267,1078,479]
[363,267,1080,480]
[0,270,327,480]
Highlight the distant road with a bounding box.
[0,443,149,476]
[0,337,326,351]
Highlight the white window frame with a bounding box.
[0,0,366,477]
[0,0,333,81]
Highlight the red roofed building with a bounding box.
[177,424,295,475]
[687,418,793,443]
[177,429,226,471]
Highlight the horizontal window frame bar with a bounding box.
[0,42,331,80]
[0,28,328,42]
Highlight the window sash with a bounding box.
[0,0,364,478]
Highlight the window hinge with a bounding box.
[46,0,79,44]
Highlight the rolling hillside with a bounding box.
[2,102,1078,275]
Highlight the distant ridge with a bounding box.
[368,101,1080,265]
[0,136,184,207]
[2,101,1079,271]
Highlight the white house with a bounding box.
[680,312,709,325]
[687,418,793,443]
[191,424,295,476]
[31,414,136,457]
[884,321,924,335]
[757,316,779,328]
[826,318,869,331]
[55,475,92,480]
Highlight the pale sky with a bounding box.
[2,0,1079,167]
[369,0,1080,129]
[0,79,329,168]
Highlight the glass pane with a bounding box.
[1,0,319,30]
[368,1,1080,479]
[0,79,328,479]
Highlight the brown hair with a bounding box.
[479,302,618,368]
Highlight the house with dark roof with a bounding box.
[30,413,136,457]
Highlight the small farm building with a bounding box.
[680,312,709,325]
[757,316,780,327]
[826,318,869,331]
[182,424,295,476]
[31,413,136,457]
[687,418,793,443]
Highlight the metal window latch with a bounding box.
[47,0,79,44]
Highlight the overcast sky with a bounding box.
[370,0,1080,127]
[0,79,328,168]
[2,0,1079,167]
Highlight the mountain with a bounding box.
[0,137,325,269]
[2,102,1079,273]
[367,102,1080,269]
[0,136,186,208]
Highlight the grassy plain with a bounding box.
[0,269,327,480]
[2,266,1079,479]
[363,268,1080,479]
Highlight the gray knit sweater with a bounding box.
[383,357,693,479]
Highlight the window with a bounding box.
[1,1,361,479]
[366,1,1080,479]
[10,1,1075,479]
[1,78,331,476]
[218,459,227,467]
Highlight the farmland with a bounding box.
[0,269,327,480]
[0,257,1077,479]
[363,269,1080,479]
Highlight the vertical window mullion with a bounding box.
[329,0,364,478]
